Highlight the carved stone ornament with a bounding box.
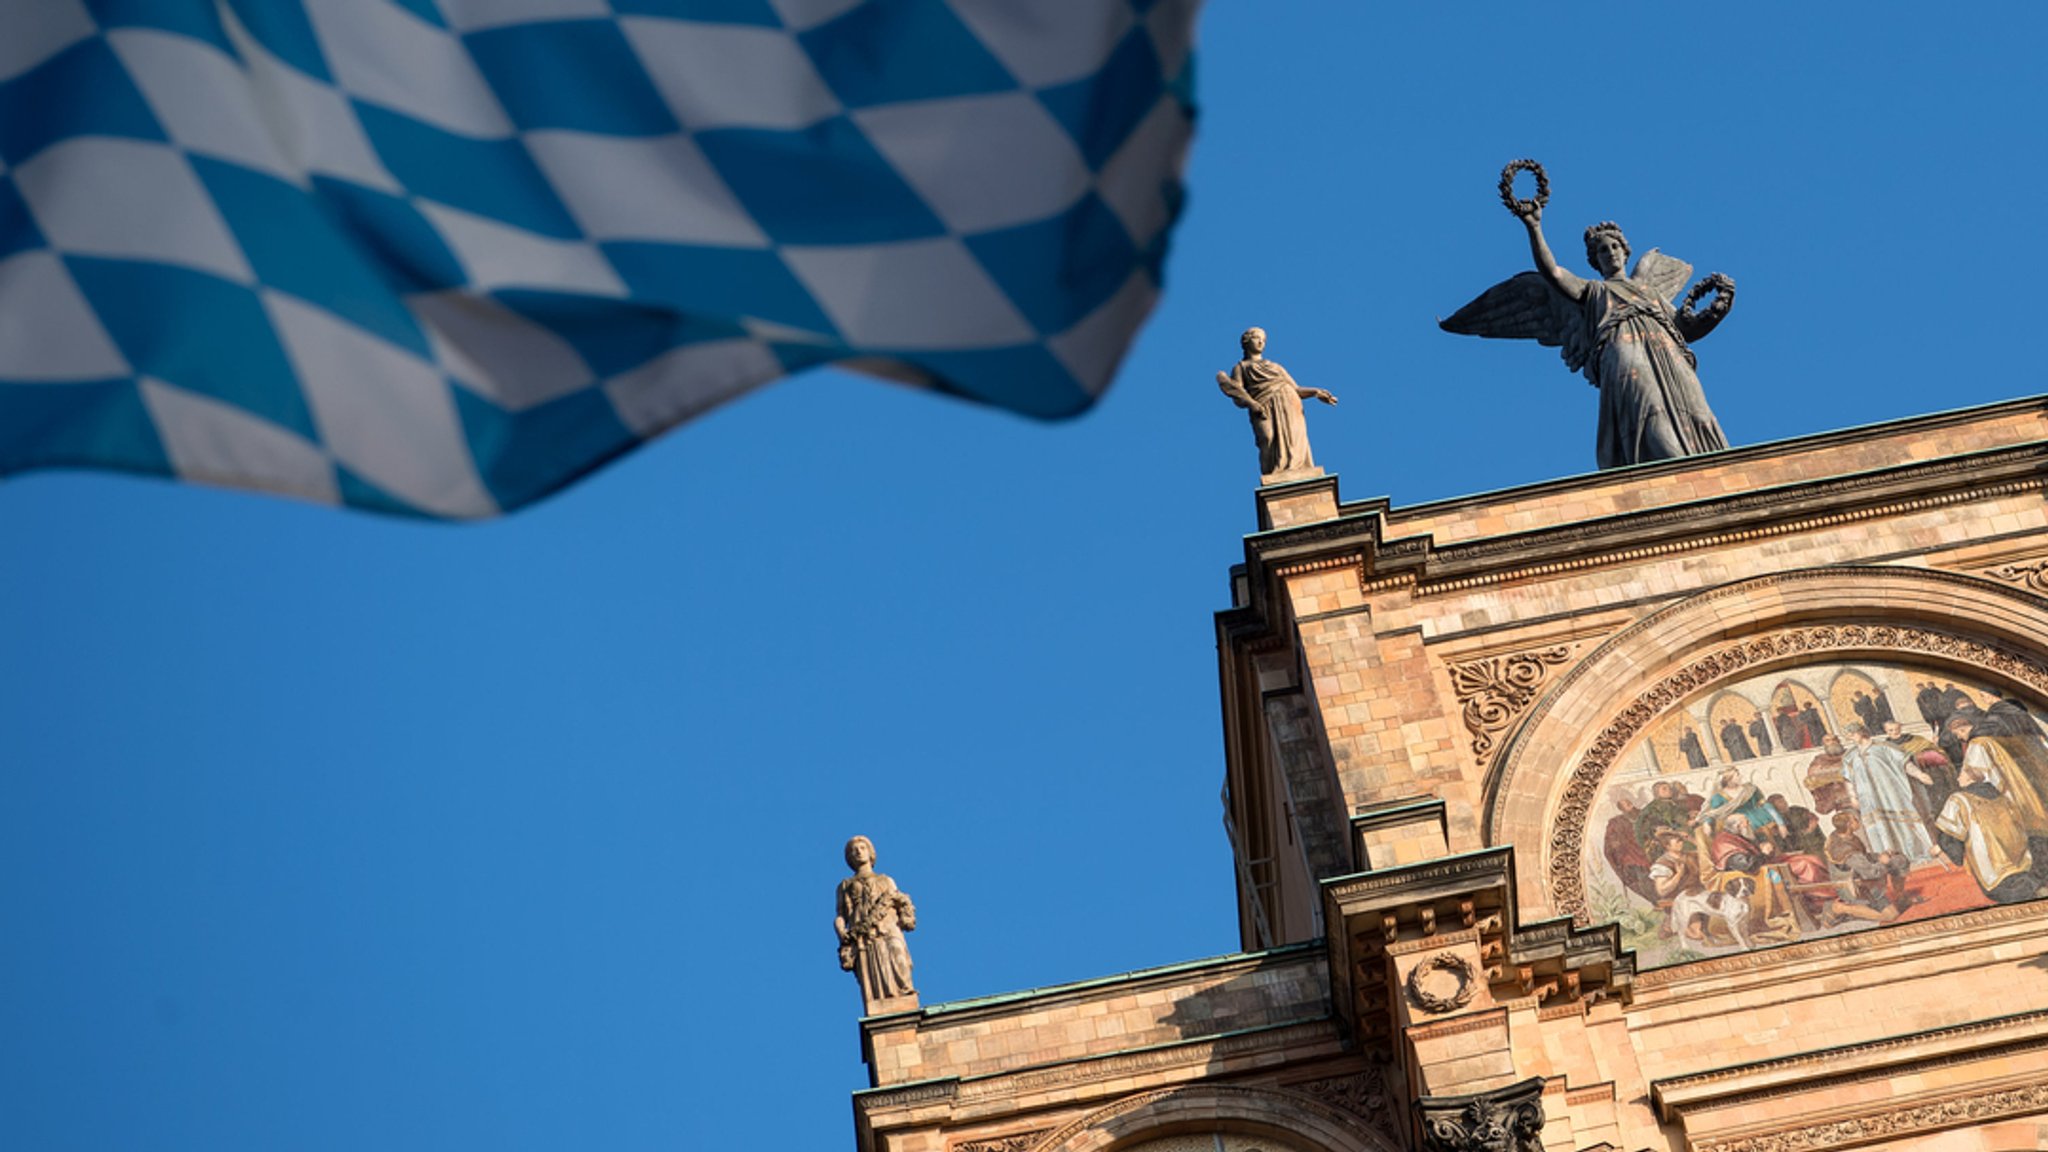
[1404,951,1478,1015]
[1688,1080,2048,1152]
[1293,1071,1396,1137]
[1449,646,1572,762]
[1985,558,2048,593]
[1548,621,2048,920]
[955,1131,1051,1152]
[1415,1077,1545,1152]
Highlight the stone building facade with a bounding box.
[852,398,2048,1152]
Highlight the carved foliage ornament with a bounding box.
[1688,1081,2048,1152]
[1450,646,1572,761]
[1548,622,2048,919]
[956,1132,1050,1152]
[1404,951,1479,1015]
[1986,558,2048,594]
[1293,1072,1396,1137]
[1415,1078,1545,1152]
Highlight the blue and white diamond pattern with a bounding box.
[0,0,1198,517]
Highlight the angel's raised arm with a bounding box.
[1520,207,1589,302]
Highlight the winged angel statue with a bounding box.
[1441,160,1736,469]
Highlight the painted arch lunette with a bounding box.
[1478,565,2048,922]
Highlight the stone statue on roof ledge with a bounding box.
[835,834,918,1013]
[1216,326,1338,486]
[1441,159,1737,470]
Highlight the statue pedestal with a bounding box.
[1256,471,1338,530]
[1261,465,1323,487]
[863,991,919,1017]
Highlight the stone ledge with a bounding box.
[854,1018,1350,1125]
[913,941,1325,1023]
[1365,394,2048,533]
[1650,1008,2048,1121]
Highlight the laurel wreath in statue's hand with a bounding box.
[1679,273,1736,323]
[1498,158,1550,221]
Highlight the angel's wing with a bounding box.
[1631,248,1692,302]
[1439,272,1595,380]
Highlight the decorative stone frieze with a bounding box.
[955,1131,1051,1152]
[1687,1080,2048,1152]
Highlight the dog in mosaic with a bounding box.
[1671,875,1756,951]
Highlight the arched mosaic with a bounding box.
[1581,657,2048,968]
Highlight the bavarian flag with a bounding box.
[0,1,1196,516]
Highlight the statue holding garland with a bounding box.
[1441,160,1737,470]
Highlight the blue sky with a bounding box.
[5,5,2046,1150]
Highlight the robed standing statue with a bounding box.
[835,835,917,1010]
[1441,160,1736,470]
[1216,326,1338,483]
